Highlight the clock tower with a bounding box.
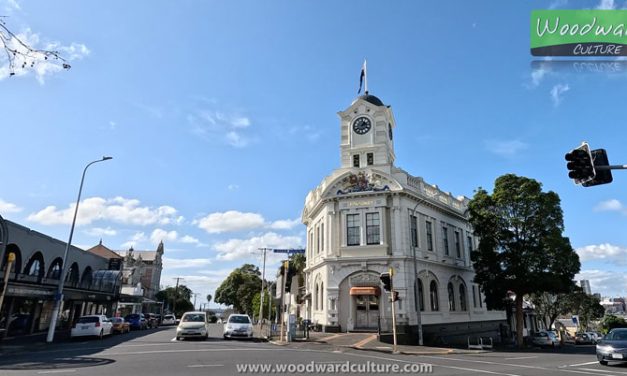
[338,92,396,174]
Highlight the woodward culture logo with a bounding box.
[531,10,627,56]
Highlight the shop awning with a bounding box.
[349,286,380,296]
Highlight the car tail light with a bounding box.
[95,321,101,327]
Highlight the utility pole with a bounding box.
[281,260,288,342]
[193,293,199,310]
[172,277,182,316]
[258,248,268,328]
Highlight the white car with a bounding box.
[176,311,209,340]
[71,315,113,339]
[223,314,253,339]
[162,314,176,326]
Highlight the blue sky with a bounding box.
[2,0,627,305]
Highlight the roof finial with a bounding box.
[99,238,102,245]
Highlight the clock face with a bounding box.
[352,117,371,135]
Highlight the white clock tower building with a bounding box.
[302,90,505,345]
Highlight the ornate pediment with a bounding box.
[334,172,391,195]
[350,273,381,287]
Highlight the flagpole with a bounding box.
[364,60,368,93]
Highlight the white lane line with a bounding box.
[568,361,601,367]
[170,337,177,342]
[577,368,627,374]
[101,347,277,356]
[187,365,224,368]
[37,370,77,374]
[504,356,538,360]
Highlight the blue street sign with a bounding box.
[272,249,305,254]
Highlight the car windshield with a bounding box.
[229,316,251,324]
[164,315,174,319]
[77,317,99,323]
[608,331,627,340]
[182,314,205,322]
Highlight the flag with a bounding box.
[358,60,366,94]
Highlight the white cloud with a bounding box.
[215,232,303,261]
[576,269,627,297]
[225,131,249,148]
[27,196,182,226]
[188,106,253,148]
[84,226,117,237]
[162,257,212,269]
[269,218,301,230]
[594,199,626,213]
[596,0,615,9]
[550,83,570,107]
[180,235,200,244]
[227,184,240,191]
[150,228,178,245]
[196,211,265,234]
[0,198,22,213]
[231,117,251,129]
[196,211,300,234]
[121,232,147,249]
[484,139,529,157]
[0,27,89,84]
[3,0,20,12]
[576,243,627,264]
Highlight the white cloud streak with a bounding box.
[214,232,303,261]
[0,198,23,213]
[27,196,183,226]
[484,140,529,157]
[550,83,570,107]
[576,243,627,265]
[196,211,301,234]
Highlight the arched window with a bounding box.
[80,266,93,289]
[429,281,439,311]
[459,284,467,311]
[448,282,456,311]
[47,258,63,279]
[24,252,45,279]
[417,279,424,311]
[314,283,319,311]
[65,262,80,286]
[320,282,324,310]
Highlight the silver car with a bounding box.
[223,314,253,339]
[176,312,209,340]
[597,328,627,365]
[531,331,560,348]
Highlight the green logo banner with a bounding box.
[531,10,627,56]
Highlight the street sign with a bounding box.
[272,249,305,254]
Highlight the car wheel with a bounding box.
[176,336,181,341]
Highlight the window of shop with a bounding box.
[448,282,455,311]
[366,212,380,245]
[347,214,360,246]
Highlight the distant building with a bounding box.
[579,280,592,295]
[86,241,164,315]
[601,297,626,315]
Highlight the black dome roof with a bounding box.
[357,93,384,106]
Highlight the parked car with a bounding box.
[176,311,209,341]
[162,314,176,326]
[109,317,130,334]
[223,314,253,340]
[575,332,594,345]
[586,331,602,344]
[145,313,158,328]
[125,313,148,330]
[596,328,627,365]
[531,331,560,348]
[71,315,113,339]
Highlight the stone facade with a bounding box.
[302,93,506,345]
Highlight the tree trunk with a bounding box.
[516,294,524,347]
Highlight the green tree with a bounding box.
[214,264,261,314]
[468,174,580,347]
[252,291,276,321]
[566,291,605,331]
[156,285,194,317]
[599,315,627,334]
[531,291,574,331]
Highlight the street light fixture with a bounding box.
[410,199,425,346]
[46,156,113,343]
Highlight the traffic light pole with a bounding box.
[389,267,398,354]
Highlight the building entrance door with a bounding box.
[354,295,379,329]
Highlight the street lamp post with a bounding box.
[411,199,425,346]
[46,156,112,343]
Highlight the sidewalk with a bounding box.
[271,331,488,356]
[0,330,70,355]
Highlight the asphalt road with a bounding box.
[0,324,624,376]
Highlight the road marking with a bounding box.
[101,347,277,356]
[568,361,600,367]
[37,370,77,374]
[504,356,539,360]
[187,364,224,368]
[577,368,627,374]
[376,346,392,349]
[353,334,376,348]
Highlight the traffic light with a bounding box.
[391,291,399,302]
[379,273,391,292]
[583,149,613,187]
[565,142,595,184]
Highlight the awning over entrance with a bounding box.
[349,286,380,296]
